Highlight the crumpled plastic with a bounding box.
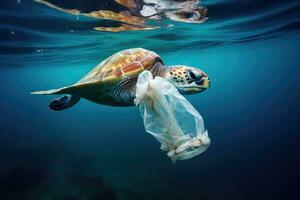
[134,70,210,163]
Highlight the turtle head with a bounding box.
[165,8,208,24]
[166,65,210,94]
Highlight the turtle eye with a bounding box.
[188,70,196,79]
[188,70,203,81]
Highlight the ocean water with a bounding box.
[0,0,300,200]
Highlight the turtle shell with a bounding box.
[77,48,163,85]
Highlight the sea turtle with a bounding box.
[33,0,207,32]
[31,48,210,111]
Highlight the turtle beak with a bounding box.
[202,78,210,88]
[195,78,210,89]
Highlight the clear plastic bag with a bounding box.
[135,71,210,163]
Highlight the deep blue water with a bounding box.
[0,0,300,199]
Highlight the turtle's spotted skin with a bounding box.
[169,66,208,85]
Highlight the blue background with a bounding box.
[0,0,299,199]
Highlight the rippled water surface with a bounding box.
[0,0,299,200]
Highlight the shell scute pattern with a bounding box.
[78,48,161,85]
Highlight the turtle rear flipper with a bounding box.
[31,85,81,111]
[49,95,80,111]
